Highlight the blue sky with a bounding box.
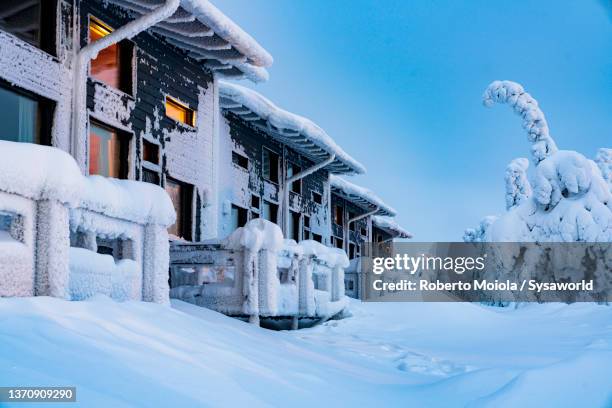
[218,0,611,241]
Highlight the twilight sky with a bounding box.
[218,0,611,241]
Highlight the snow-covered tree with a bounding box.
[466,80,612,242]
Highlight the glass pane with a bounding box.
[0,2,40,47]
[89,123,120,178]
[0,87,38,143]
[166,98,195,126]
[90,19,120,89]
[165,179,183,238]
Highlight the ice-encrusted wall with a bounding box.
[217,113,331,242]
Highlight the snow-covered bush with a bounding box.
[466,80,612,242]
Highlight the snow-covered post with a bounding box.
[330,248,349,302]
[142,224,171,304]
[225,219,284,325]
[297,242,317,317]
[35,200,71,298]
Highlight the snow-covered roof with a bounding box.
[372,216,413,239]
[106,0,273,82]
[219,81,366,175]
[330,176,396,216]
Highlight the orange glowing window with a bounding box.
[165,97,196,127]
[89,121,129,179]
[89,17,133,94]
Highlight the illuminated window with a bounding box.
[89,120,129,179]
[165,96,196,127]
[89,17,133,94]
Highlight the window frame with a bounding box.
[88,118,131,179]
[0,80,54,146]
[311,191,323,205]
[262,147,280,184]
[0,0,57,56]
[165,177,194,241]
[165,95,196,127]
[232,151,249,170]
[88,15,134,95]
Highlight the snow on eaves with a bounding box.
[106,0,272,82]
[330,175,396,216]
[181,0,273,67]
[372,216,413,239]
[219,81,366,175]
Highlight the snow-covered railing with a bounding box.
[0,141,175,303]
[169,219,351,326]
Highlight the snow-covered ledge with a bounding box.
[0,141,175,303]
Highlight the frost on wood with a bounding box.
[0,142,175,303]
[483,80,558,164]
[466,81,612,243]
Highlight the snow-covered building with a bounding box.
[0,0,271,302]
[216,81,365,243]
[0,0,271,244]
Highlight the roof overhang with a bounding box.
[330,175,395,216]
[105,0,272,82]
[372,215,413,239]
[219,81,366,175]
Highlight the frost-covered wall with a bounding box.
[80,2,218,241]
[465,81,612,243]
[217,113,331,242]
[0,142,175,303]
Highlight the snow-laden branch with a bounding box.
[504,158,532,210]
[483,80,558,164]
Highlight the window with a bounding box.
[143,140,159,164]
[89,120,130,179]
[361,227,368,237]
[312,191,323,205]
[262,148,279,183]
[287,163,301,194]
[287,210,300,241]
[312,233,322,243]
[262,201,278,224]
[251,195,260,210]
[304,216,310,229]
[89,17,133,94]
[0,0,56,55]
[142,168,160,185]
[0,84,53,145]
[333,236,344,249]
[230,205,248,231]
[0,212,22,244]
[334,205,343,226]
[96,237,134,261]
[165,177,193,240]
[349,212,356,231]
[232,151,249,170]
[349,243,356,259]
[376,234,383,243]
[345,279,354,291]
[165,96,196,127]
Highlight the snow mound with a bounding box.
[224,218,284,252]
[467,81,612,242]
[80,176,176,226]
[299,239,349,268]
[0,140,83,206]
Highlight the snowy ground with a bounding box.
[0,297,611,407]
